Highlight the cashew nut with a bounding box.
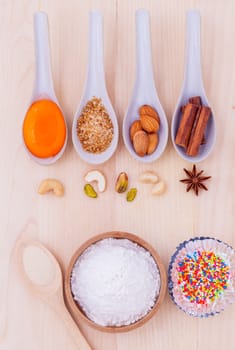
[38,179,64,197]
[84,170,106,193]
[152,181,166,195]
[139,171,159,184]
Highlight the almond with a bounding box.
[129,120,142,142]
[140,114,160,133]
[133,130,149,157]
[139,105,160,124]
[147,133,159,155]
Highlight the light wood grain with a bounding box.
[1,0,235,349]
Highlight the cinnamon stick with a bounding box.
[175,103,199,148]
[189,96,201,105]
[201,135,206,145]
[182,97,201,113]
[186,106,211,156]
[181,97,206,145]
[181,105,186,113]
[189,96,206,145]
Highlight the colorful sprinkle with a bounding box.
[177,250,230,304]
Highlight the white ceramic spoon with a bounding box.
[16,239,92,349]
[72,10,118,164]
[171,10,216,162]
[123,9,168,163]
[23,11,68,165]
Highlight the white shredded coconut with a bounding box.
[71,238,161,326]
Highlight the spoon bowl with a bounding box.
[171,10,216,162]
[72,11,118,164]
[20,240,62,295]
[23,12,68,165]
[123,9,168,163]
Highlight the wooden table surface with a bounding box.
[1,0,235,349]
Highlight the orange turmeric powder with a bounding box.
[23,99,66,158]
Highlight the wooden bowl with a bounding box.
[64,231,167,333]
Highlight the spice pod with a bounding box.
[168,237,235,317]
[72,11,118,164]
[171,10,216,162]
[65,231,166,333]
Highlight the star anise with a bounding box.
[180,164,211,196]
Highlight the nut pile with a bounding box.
[139,171,166,196]
[83,170,137,202]
[115,172,137,202]
[77,97,114,154]
[84,170,106,198]
[130,105,160,157]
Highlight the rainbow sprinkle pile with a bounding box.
[177,250,230,305]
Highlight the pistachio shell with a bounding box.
[115,172,128,193]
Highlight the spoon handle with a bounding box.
[52,296,92,350]
[86,10,106,96]
[183,10,204,95]
[33,12,56,101]
[135,9,156,95]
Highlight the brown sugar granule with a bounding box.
[77,97,114,154]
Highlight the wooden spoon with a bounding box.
[16,239,92,350]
